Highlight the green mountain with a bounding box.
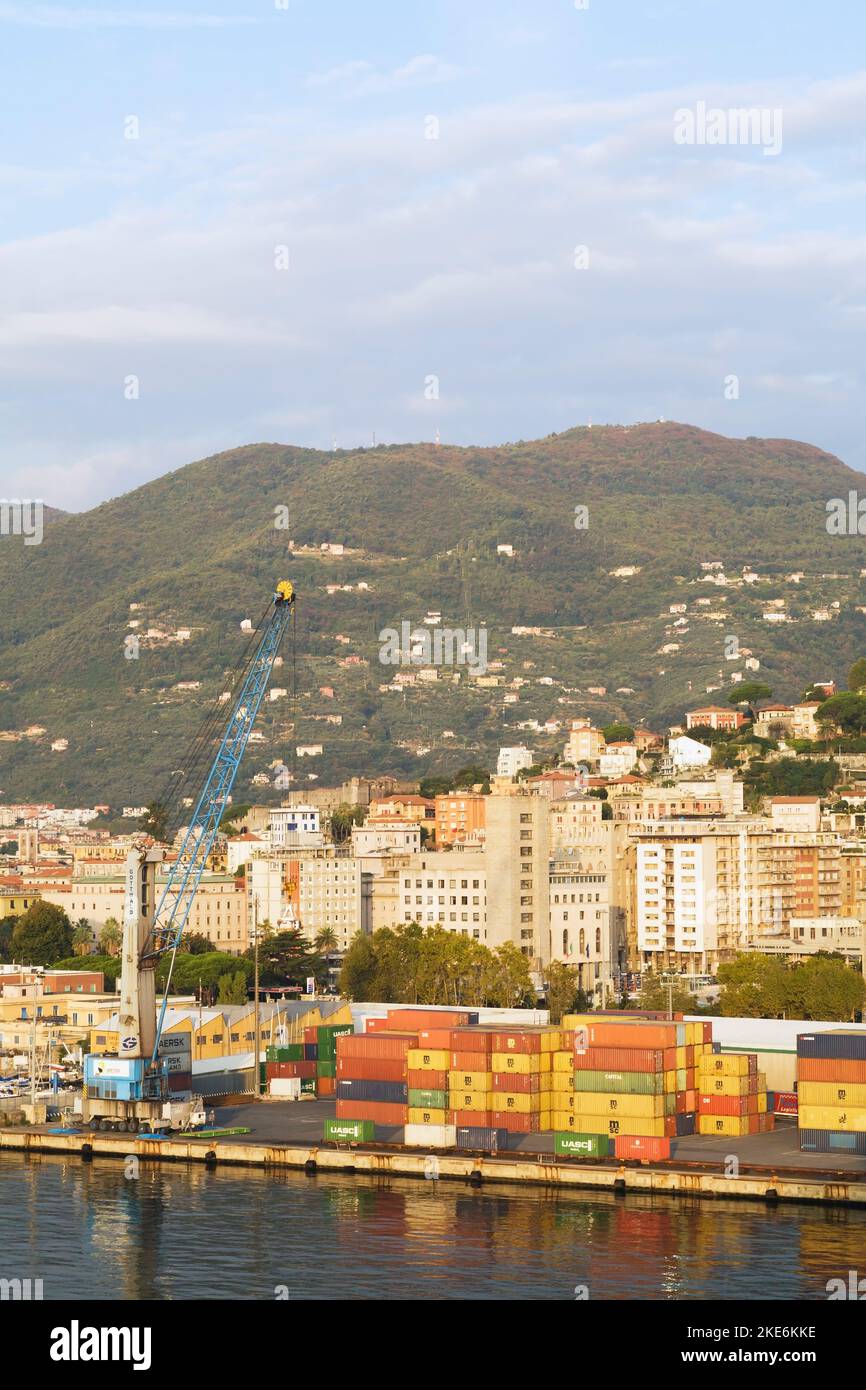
[2,421,865,809]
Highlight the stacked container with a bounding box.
[266,1042,318,1096]
[798,1030,866,1156]
[316,1022,353,1097]
[447,1026,497,1128]
[697,1052,773,1136]
[335,1031,416,1126]
[489,1027,558,1134]
[560,1014,713,1159]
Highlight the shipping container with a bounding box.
[493,1071,549,1094]
[335,1099,407,1124]
[573,1046,664,1074]
[799,1127,866,1154]
[448,1028,495,1053]
[386,1009,475,1030]
[798,1103,866,1133]
[448,1109,494,1127]
[448,1090,494,1112]
[266,1044,304,1062]
[300,1076,317,1095]
[773,1090,798,1115]
[698,1093,751,1117]
[569,1018,683,1051]
[325,1117,374,1142]
[269,1077,301,1098]
[447,1070,493,1093]
[699,1052,759,1078]
[317,1076,336,1097]
[407,1048,450,1071]
[450,1051,493,1072]
[406,1067,448,1090]
[456,1126,508,1150]
[406,1109,448,1127]
[549,1071,573,1094]
[303,1044,318,1061]
[554,1132,609,1158]
[335,1079,408,1104]
[316,1060,336,1079]
[571,1091,666,1119]
[167,1071,193,1092]
[798,1081,866,1107]
[613,1135,671,1161]
[796,1030,866,1061]
[338,1033,417,1059]
[404,1123,457,1148]
[304,1026,318,1044]
[553,1051,574,1073]
[490,1110,543,1134]
[702,1072,758,1097]
[491,1091,543,1114]
[490,1051,549,1074]
[697,1114,751,1137]
[491,1028,560,1055]
[561,1114,674,1138]
[797,1056,866,1084]
[337,1057,408,1082]
[675,1113,696,1137]
[266,1060,317,1079]
[408,1088,448,1110]
[416,1029,454,1050]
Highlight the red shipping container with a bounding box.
[685,1044,694,1065]
[386,1009,472,1030]
[614,1135,671,1161]
[559,1030,575,1050]
[684,1089,697,1111]
[758,1112,775,1132]
[337,1034,417,1059]
[304,1026,318,1044]
[407,1068,448,1090]
[317,1076,335,1096]
[490,1110,542,1133]
[335,1100,407,1124]
[663,1047,677,1070]
[364,1018,389,1033]
[675,1093,686,1114]
[416,1029,453,1050]
[492,1072,543,1094]
[747,1114,760,1135]
[699,1094,749,1117]
[450,1050,493,1071]
[449,1029,496,1053]
[448,1109,494,1126]
[266,1060,317,1079]
[337,1057,408,1082]
[798,1057,866,1083]
[686,1067,696,1090]
[573,1046,664,1073]
[491,1030,547,1054]
[702,1022,713,1043]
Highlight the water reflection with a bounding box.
[1,1153,862,1301]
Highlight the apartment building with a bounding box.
[496,746,534,778]
[434,792,486,845]
[398,849,487,938]
[548,796,604,850]
[485,791,549,965]
[563,718,605,766]
[548,822,628,996]
[246,847,361,953]
[41,872,248,952]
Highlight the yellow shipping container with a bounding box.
[701,1074,754,1097]
[551,1111,579,1131]
[551,1093,576,1113]
[798,1080,866,1108]
[569,1114,669,1138]
[664,1070,677,1093]
[675,1046,687,1069]
[553,1051,574,1073]
[757,1092,767,1113]
[491,1052,546,1074]
[551,1071,574,1094]
[540,1031,561,1053]
[539,1110,552,1132]
[407,1048,450,1071]
[698,1114,750,1137]
[407,1107,447,1126]
[447,1070,492,1093]
[698,1053,752,1077]
[449,1090,492,1113]
[495,1092,542,1114]
[798,1104,866,1133]
[572,1091,666,1119]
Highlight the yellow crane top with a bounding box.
[275,580,295,604]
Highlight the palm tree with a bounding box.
[314,927,338,955]
[98,917,123,957]
[72,920,93,957]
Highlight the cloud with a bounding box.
[0,3,257,28]
[306,53,462,95]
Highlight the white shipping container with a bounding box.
[404,1123,457,1148]
[269,1077,301,1099]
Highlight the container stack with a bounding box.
[266,1042,318,1096]
[560,1014,713,1160]
[335,1031,416,1127]
[447,1026,497,1129]
[315,1022,353,1098]
[489,1027,558,1134]
[797,1030,866,1156]
[697,1052,773,1136]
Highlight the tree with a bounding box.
[727,682,773,721]
[849,658,866,693]
[12,903,73,965]
[717,955,790,1017]
[179,932,213,955]
[72,921,94,956]
[639,970,694,1014]
[249,928,318,987]
[602,722,634,743]
[217,970,249,1004]
[315,927,338,954]
[0,918,15,962]
[816,692,866,737]
[546,961,579,1023]
[339,932,379,1000]
[452,764,491,791]
[418,774,453,798]
[98,918,122,957]
[139,800,170,843]
[329,804,365,844]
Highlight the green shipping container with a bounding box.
[317,1024,354,1060]
[300,1077,317,1095]
[572,1070,665,1095]
[554,1132,610,1159]
[267,1044,305,1062]
[408,1088,448,1109]
[324,1118,375,1143]
[316,1060,337,1078]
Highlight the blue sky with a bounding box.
[1,0,865,508]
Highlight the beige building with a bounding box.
[485,790,550,965]
[246,848,362,952]
[399,849,487,939]
[548,821,628,997]
[563,718,605,766]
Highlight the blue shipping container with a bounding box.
[799,1128,866,1155]
[303,1044,318,1061]
[456,1126,508,1151]
[335,1079,408,1104]
[796,1031,866,1060]
[675,1113,696,1137]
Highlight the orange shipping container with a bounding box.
[335,1100,407,1124]
[337,1034,417,1059]
[492,1072,545,1094]
[317,1076,335,1097]
[699,1094,750,1117]
[573,1046,664,1073]
[449,1029,496,1053]
[492,1030,546,1054]
[448,1109,494,1126]
[574,1021,680,1051]
[491,1110,543,1133]
[416,1029,453,1050]
[798,1057,866,1084]
[386,1009,472,1030]
[450,1051,491,1071]
[407,1068,448,1090]
[614,1135,671,1161]
[337,1057,408,1082]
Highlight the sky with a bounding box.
[1,0,866,510]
